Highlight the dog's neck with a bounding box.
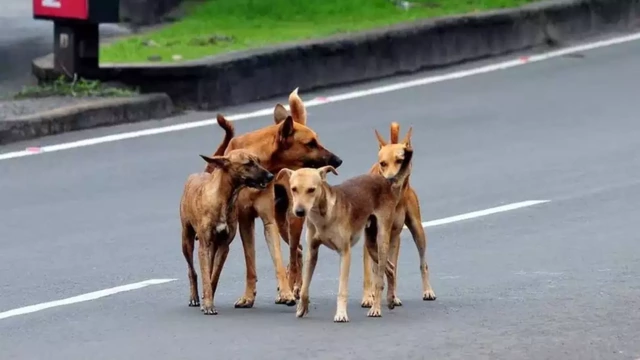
[306,183,336,225]
[202,170,243,227]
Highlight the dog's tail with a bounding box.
[388,146,414,189]
[389,122,400,144]
[205,114,235,173]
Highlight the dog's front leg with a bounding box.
[198,233,216,315]
[388,230,403,307]
[287,215,305,299]
[297,229,320,318]
[209,242,230,315]
[234,211,258,309]
[263,219,296,306]
[334,244,351,323]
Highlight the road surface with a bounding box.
[0,0,129,97]
[1,32,640,360]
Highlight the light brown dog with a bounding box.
[180,148,274,315]
[361,123,436,308]
[277,145,414,322]
[207,89,342,308]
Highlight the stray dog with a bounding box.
[361,123,436,308]
[180,148,274,315]
[207,89,342,308]
[277,145,414,322]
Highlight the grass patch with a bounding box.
[101,0,540,63]
[13,76,139,99]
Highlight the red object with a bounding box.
[26,147,42,153]
[520,56,530,62]
[33,0,88,20]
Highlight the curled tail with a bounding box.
[204,114,235,173]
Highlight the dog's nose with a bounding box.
[329,155,343,168]
[265,172,275,182]
[294,208,306,217]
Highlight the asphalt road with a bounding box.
[1,34,640,360]
[0,0,128,97]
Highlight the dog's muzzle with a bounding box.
[328,154,343,168]
[294,208,306,217]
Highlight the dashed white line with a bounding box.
[419,200,550,228]
[1,32,640,161]
[0,278,177,321]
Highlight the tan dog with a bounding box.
[277,145,414,322]
[207,89,342,308]
[180,149,274,315]
[361,123,436,308]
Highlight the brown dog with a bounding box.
[207,89,342,308]
[277,145,414,322]
[180,149,274,315]
[360,123,436,308]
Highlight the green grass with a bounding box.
[13,76,138,99]
[100,0,540,64]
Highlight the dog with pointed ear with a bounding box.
[361,121,436,314]
[289,145,414,323]
[373,122,414,180]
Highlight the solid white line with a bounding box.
[419,200,550,228]
[0,278,177,321]
[2,31,640,162]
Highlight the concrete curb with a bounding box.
[0,93,175,145]
[32,0,640,111]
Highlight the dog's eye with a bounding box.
[380,161,387,167]
[306,139,318,148]
[395,159,403,164]
[306,188,316,194]
[291,187,298,193]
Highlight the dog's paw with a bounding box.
[367,307,382,318]
[188,298,200,307]
[234,296,255,309]
[360,294,375,308]
[201,305,218,315]
[275,292,297,306]
[293,286,301,300]
[387,294,401,309]
[296,299,309,318]
[423,289,437,301]
[333,310,349,323]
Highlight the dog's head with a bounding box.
[276,165,338,217]
[200,150,274,190]
[271,88,343,170]
[374,122,413,180]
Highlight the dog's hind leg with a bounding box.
[198,232,216,315]
[234,210,258,309]
[210,241,231,315]
[360,227,375,308]
[181,223,199,307]
[405,188,436,301]
[388,230,403,307]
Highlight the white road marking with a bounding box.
[419,200,550,228]
[0,278,177,321]
[2,32,640,161]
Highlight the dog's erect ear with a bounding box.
[273,104,289,124]
[317,165,338,180]
[390,122,400,144]
[401,126,413,146]
[275,168,293,183]
[278,115,295,143]
[200,154,229,169]
[288,88,307,125]
[374,129,387,149]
